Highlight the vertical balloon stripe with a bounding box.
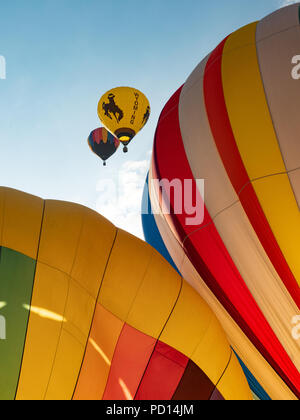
[203,38,249,192]
[256,9,300,206]
[16,262,70,400]
[256,4,300,173]
[16,201,86,400]
[135,341,188,400]
[223,23,286,178]
[179,53,238,218]
[172,359,215,400]
[93,130,98,144]
[103,127,108,144]
[153,87,206,242]
[73,304,124,400]
[203,31,300,309]
[153,85,300,398]
[148,163,187,272]
[0,189,44,401]
[234,351,271,401]
[70,225,119,401]
[0,247,36,400]
[44,288,96,400]
[222,22,300,286]
[102,324,156,400]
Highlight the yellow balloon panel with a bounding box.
[0,187,44,260]
[218,352,253,400]
[16,263,70,400]
[98,87,150,144]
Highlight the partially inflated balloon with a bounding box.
[0,187,251,400]
[146,4,300,401]
[98,87,150,152]
[88,127,120,166]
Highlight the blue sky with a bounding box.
[0,0,293,237]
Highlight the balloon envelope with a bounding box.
[142,174,271,400]
[146,4,300,401]
[88,127,120,165]
[0,187,251,400]
[98,87,150,152]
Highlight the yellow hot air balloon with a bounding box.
[98,87,150,153]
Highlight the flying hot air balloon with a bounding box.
[0,187,251,400]
[98,87,150,153]
[144,3,300,400]
[88,127,120,166]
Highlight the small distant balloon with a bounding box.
[97,87,150,153]
[88,127,120,166]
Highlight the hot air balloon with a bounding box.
[0,186,251,400]
[98,87,150,153]
[144,4,300,401]
[88,127,120,166]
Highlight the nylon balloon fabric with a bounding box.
[88,127,120,165]
[0,187,251,400]
[147,3,300,401]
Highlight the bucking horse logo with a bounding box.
[102,94,124,123]
[142,106,150,127]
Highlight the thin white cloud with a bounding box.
[95,156,151,239]
[279,0,299,8]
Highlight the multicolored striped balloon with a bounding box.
[147,3,300,400]
[88,127,120,166]
[0,187,251,400]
